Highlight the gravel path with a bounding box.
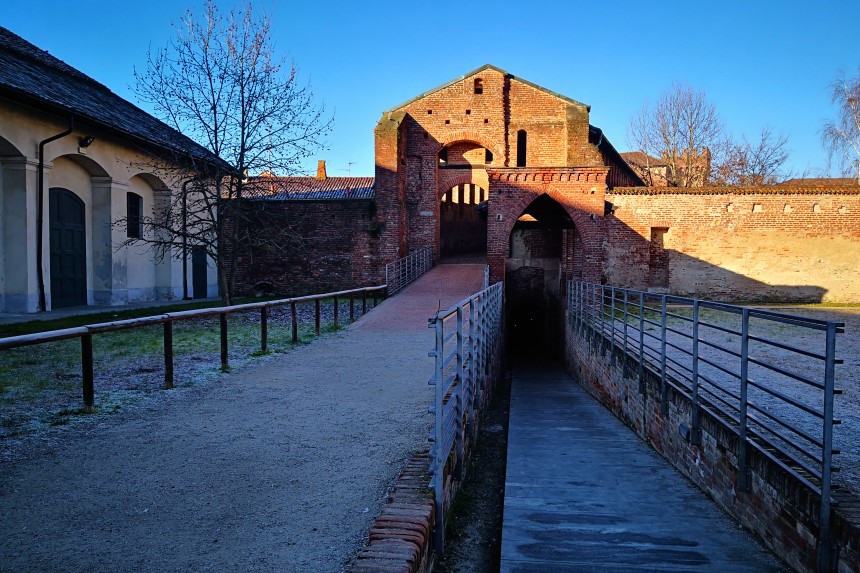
[0,265,485,573]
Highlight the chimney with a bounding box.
[316,159,327,180]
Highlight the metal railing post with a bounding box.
[622,290,629,375]
[690,299,701,445]
[659,295,668,415]
[454,306,465,480]
[362,291,367,316]
[737,308,751,491]
[291,302,298,343]
[610,286,616,360]
[638,292,645,393]
[431,313,445,553]
[164,321,174,389]
[817,321,838,571]
[349,294,355,323]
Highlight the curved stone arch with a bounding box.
[0,132,24,157]
[128,171,172,194]
[495,188,603,283]
[50,152,111,179]
[503,188,595,232]
[436,169,490,202]
[435,130,504,163]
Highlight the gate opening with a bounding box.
[440,183,487,261]
[505,194,574,360]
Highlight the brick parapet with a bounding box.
[347,455,436,573]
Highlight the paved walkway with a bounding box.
[0,265,484,573]
[501,363,787,572]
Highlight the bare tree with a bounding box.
[628,84,724,187]
[126,0,331,303]
[714,127,791,186]
[822,68,860,183]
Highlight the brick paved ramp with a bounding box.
[501,363,788,572]
[0,264,484,573]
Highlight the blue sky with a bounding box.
[5,0,859,178]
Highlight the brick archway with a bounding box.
[435,131,504,165]
[486,167,609,285]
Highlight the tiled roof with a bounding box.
[620,151,665,167]
[0,26,227,170]
[245,176,375,200]
[779,177,859,186]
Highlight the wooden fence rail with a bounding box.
[0,285,387,411]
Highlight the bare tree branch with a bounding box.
[628,84,723,187]
[713,127,792,186]
[127,0,332,304]
[822,67,860,183]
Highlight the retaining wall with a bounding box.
[563,318,860,573]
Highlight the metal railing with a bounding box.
[427,280,503,553]
[0,286,386,411]
[385,247,434,296]
[568,281,844,564]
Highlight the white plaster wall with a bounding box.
[126,176,157,300]
[1,99,219,312]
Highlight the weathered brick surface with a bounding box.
[346,454,434,573]
[226,198,384,296]
[605,187,860,302]
[564,319,860,573]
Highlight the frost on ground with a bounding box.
[603,305,860,495]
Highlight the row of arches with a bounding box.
[0,131,212,312]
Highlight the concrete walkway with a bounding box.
[501,363,787,572]
[0,264,484,573]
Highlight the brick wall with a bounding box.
[605,187,860,302]
[564,319,860,573]
[228,199,384,296]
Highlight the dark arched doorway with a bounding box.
[439,183,488,261]
[506,194,574,360]
[49,188,86,308]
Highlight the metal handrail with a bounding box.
[427,280,503,553]
[568,281,843,566]
[384,246,434,296]
[0,285,387,410]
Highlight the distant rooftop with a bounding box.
[0,26,227,170]
[246,175,375,200]
[779,177,859,186]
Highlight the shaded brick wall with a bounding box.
[564,318,860,573]
[229,199,384,296]
[604,187,860,302]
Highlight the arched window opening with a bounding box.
[516,130,527,167]
[485,149,493,164]
[127,192,143,239]
[474,78,483,95]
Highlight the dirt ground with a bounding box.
[0,265,486,573]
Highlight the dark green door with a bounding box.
[49,188,86,308]
[192,246,208,299]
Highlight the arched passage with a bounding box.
[506,194,575,359]
[440,183,487,260]
[436,140,493,262]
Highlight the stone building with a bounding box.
[0,27,224,313]
[233,65,860,318]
